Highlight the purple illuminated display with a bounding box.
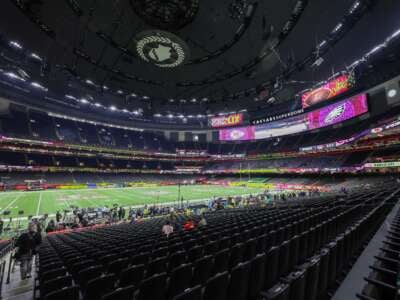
[219,126,255,141]
[308,94,368,130]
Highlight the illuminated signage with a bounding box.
[308,94,368,130]
[302,74,352,108]
[219,126,255,141]
[210,113,244,128]
[364,161,400,168]
[219,94,368,142]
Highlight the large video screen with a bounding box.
[219,93,368,141]
[301,74,351,108]
[219,126,255,141]
[255,115,308,139]
[308,94,368,130]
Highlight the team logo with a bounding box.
[134,31,189,68]
[230,130,245,140]
[325,104,346,124]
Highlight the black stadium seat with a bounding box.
[204,271,230,300]
[101,285,135,300]
[172,285,203,300]
[227,261,251,300]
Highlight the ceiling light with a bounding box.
[9,41,22,49]
[349,1,360,14]
[86,79,94,85]
[94,102,101,107]
[30,53,42,61]
[31,82,48,91]
[122,108,128,113]
[390,29,400,40]
[109,105,117,111]
[143,96,149,99]
[191,98,197,102]
[332,23,343,33]
[168,114,174,118]
[154,114,162,117]
[169,99,175,102]
[388,89,398,98]
[178,114,184,118]
[103,85,109,90]
[133,110,140,115]
[65,95,77,100]
[4,72,26,81]
[80,98,89,104]
[131,93,137,97]
[117,90,124,94]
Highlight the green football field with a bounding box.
[0,185,265,220]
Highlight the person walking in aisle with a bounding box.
[15,223,42,280]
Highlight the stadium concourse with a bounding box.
[0,0,399,299]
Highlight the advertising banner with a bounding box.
[255,115,308,140]
[308,94,368,130]
[364,161,400,168]
[302,74,351,108]
[210,113,244,128]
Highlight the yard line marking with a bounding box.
[0,194,22,214]
[36,192,43,216]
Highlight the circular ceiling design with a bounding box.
[134,30,189,68]
[130,0,199,30]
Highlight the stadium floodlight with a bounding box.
[4,72,26,81]
[9,41,22,49]
[31,82,48,91]
[30,53,43,61]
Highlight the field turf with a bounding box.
[0,185,265,220]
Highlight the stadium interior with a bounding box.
[0,0,398,299]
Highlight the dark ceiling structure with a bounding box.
[0,0,399,119]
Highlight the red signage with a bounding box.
[210,113,244,128]
[302,74,351,108]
